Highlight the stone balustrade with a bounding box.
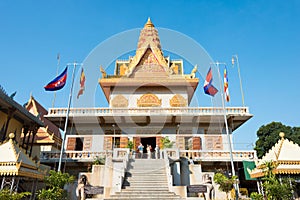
[40,150,112,162]
[40,149,256,162]
[46,107,250,117]
[180,150,256,161]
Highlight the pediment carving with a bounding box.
[111,95,128,107]
[137,93,161,107]
[170,94,187,107]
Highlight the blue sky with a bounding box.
[1,1,299,150]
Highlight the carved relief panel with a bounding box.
[111,95,128,107]
[170,94,187,107]
[137,93,162,107]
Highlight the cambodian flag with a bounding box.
[44,67,68,91]
[203,67,218,97]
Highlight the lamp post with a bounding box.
[232,55,245,107]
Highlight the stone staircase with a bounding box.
[104,159,184,200]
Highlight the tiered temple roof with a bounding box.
[99,18,199,103]
[24,95,61,146]
[0,133,48,179]
[250,132,300,178]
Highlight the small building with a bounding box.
[250,132,300,198]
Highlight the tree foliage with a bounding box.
[255,122,300,158]
[261,161,294,200]
[213,172,238,200]
[160,136,173,148]
[37,170,75,200]
[0,189,30,200]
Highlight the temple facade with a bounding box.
[44,19,256,199]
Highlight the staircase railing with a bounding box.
[163,149,174,192]
[111,148,130,193]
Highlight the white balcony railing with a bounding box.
[40,150,112,162]
[40,149,256,162]
[46,107,250,117]
[180,150,257,161]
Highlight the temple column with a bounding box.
[1,107,16,141]
[22,126,29,149]
[29,126,38,157]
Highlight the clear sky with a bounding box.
[1,0,299,150]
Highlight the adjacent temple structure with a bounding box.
[43,18,255,199]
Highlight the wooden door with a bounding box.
[66,137,76,150]
[104,136,112,150]
[192,137,202,150]
[134,137,141,151]
[156,136,162,149]
[120,137,128,148]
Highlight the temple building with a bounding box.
[44,18,256,199]
[0,87,49,199]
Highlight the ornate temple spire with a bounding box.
[137,17,162,50]
[144,17,154,28]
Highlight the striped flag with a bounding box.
[224,66,230,102]
[203,67,218,97]
[44,67,67,91]
[77,68,86,99]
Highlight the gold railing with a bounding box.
[47,107,250,117]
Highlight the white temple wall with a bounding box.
[110,86,188,108]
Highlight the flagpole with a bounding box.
[214,61,239,200]
[52,53,60,108]
[232,55,245,107]
[58,61,80,172]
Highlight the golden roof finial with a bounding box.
[145,17,154,28]
[279,132,285,139]
[9,132,15,140]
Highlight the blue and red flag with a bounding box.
[44,67,67,91]
[203,67,218,97]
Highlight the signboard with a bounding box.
[187,185,207,193]
[84,186,104,195]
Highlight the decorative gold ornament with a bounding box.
[137,93,161,107]
[170,94,187,107]
[111,95,128,107]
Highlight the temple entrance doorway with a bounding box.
[141,137,156,153]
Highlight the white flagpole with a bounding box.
[52,53,60,108]
[58,61,80,172]
[214,61,239,199]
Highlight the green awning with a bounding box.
[243,161,257,180]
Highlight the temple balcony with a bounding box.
[45,107,252,131]
[39,149,256,163]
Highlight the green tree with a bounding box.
[127,140,134,151]
[213,172,237,200]
[0,189,30,200]
[255,122,300,158]
[160,136,173,148]
[260,161,294,200]
[37,170,75,200]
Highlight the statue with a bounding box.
[76,175,87,200]
[100,66,107,78]
[190,64,197,78]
